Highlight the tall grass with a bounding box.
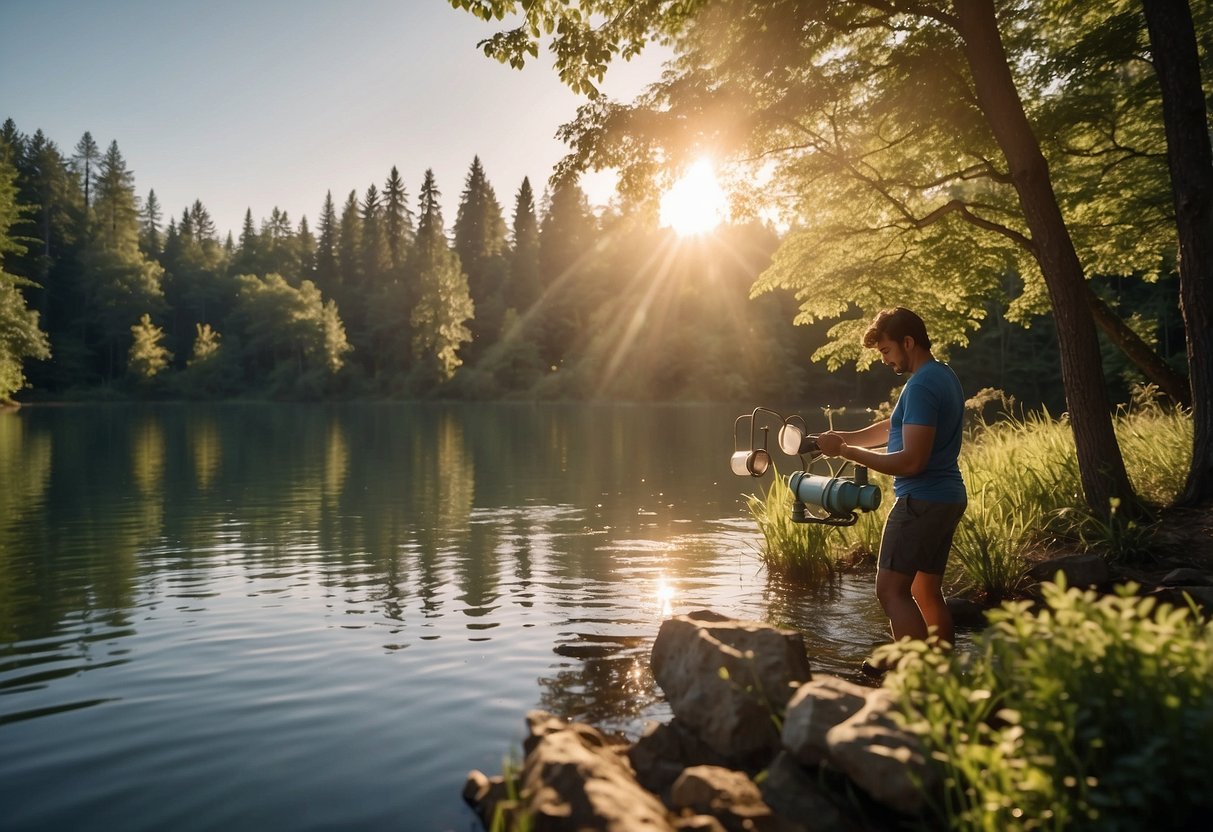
[745,467,853,584]
[747,398,1193,594]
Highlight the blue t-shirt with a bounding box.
[888,360,966,502]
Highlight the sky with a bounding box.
[0,0,670,239]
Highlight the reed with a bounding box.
[745,467,846,585]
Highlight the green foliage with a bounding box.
[127,313,172,382]
[0,154,51,401]
[230,273,351,396]
[882,581,1213,831]
[410,170,473,382]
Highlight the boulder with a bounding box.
[780,675,870,767]
[759,752,847,831]
[824,690,937,816]
[1161,568,1210,587]
[669,765,775,832]
[1027,553,1111,588]
[470,710,675,832]
[629,717,729,800]
[946,596,990,628]
[650,610,812,764]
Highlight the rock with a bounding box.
[669,765,775,832]
[650,610,812,765]
[1161,568,1210,587]
[1027,553,1111,588]
[463,769,518,830]
[946,596,990,628]
[629,717,729,800]
[780,675,870,767]
[673,816,728,832]
[825,690,937,816]
[517,710,675,831]
[1151,584,1213,613]
[760,752,847,831]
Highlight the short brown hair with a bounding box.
[862,307,932,350]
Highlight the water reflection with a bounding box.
[0,402,900,831]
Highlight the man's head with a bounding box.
[862,307,932,375]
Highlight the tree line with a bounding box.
[0,114,1183,417]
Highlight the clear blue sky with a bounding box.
[0,0,666,238]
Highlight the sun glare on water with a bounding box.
[659,159,728,236]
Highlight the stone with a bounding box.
[462,770,516,830]
[669,765,775,832]
[1151,584,1213,612]
[673,816,728,832]
[760,751,847,831]
[518,710,675,831]
[945,596,990,628]
[629,717,728,800]
[1027,553,1111,588]
[1161,568,1210,587]
[650,610,812,765]
[825,691,937,816]
[780,675,870,767]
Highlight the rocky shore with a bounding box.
[464,609,935,831]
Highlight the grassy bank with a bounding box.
[747,401,1194,597]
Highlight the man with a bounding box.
[816,308,966,661]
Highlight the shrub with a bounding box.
[879,580,1213,831]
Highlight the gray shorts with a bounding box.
[878,496,967,576]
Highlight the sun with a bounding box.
[659,159,728,236]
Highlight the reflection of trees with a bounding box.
[189,413,221,491]
[0,414,53,643]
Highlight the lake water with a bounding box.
[0,403,895,831]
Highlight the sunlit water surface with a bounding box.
[1,403,910,831]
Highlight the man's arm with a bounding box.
[818,423,935,478]
[824,418,891,449]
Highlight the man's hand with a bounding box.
[816,431,847,457]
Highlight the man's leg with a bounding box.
[911,571,954,646]
[875,568,928,641]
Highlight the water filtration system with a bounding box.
[732,406,882,527]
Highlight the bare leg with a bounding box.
[875,568,928,641]
[911,571,954,646]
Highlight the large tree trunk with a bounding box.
[1142,0,1213,506]
[954,0,1139,515]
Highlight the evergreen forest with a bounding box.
[0,118,1186,410]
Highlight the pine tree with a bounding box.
[0,153,52,401]
[337,190,362,290]
[454,156,508,361]
[92,141,140,252]
[234,208,259,275]
[361,184,389,284]
[508,176,541,313]
[383,166,413,272]
[140,189,163,257]
[409,169,473,383]
[537,179,598,366]
[72,131,100,211]
[296,215,316,283]
[315,191,339,297]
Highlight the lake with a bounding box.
[0,402,895,831]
